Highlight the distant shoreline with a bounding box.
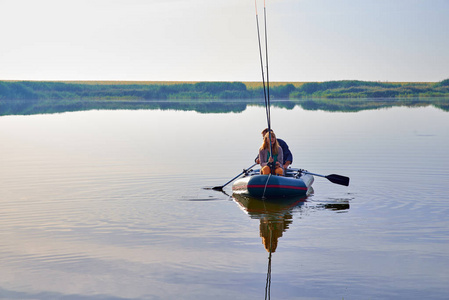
[0,79,437,87]
[1,80,306,89]
[1,79,448,101]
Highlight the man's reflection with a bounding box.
[232,193,349,299]
[260,214,292,253]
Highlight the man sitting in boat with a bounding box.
[259,131,284,176]
[256,128,293,170]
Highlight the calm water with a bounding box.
[1,100,449,299]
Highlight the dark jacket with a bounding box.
[277,138,293,164]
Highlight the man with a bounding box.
[256,128,293,169]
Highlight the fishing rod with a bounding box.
[263,0,271,132]
[256,0,275,174]
[255,0,270,131]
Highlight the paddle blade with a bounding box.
[325,174,350,186]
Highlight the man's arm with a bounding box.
[278,138,293,168]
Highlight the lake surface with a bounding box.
[1,99,449,299]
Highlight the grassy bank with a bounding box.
[1,79,448,101]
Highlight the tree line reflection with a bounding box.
[1,98,448,117]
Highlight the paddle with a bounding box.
[210,163,257,191]
[302,171,350,186]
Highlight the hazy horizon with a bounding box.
[1,0,448,83]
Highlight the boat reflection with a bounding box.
[232,193,350,299]
[233,193,306,299]
[233,193,304,253]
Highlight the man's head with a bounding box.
[261,128,274,137]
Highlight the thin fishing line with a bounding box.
[262,173,272,199]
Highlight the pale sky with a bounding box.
[1,0,448,82]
